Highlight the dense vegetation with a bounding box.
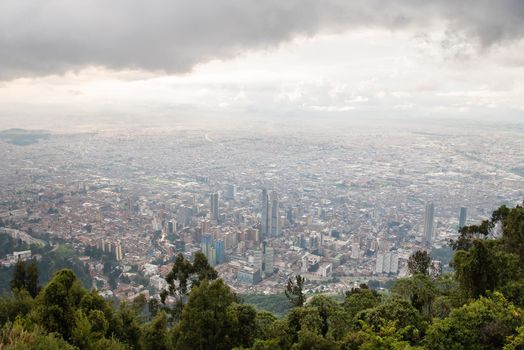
[0,202,523,349]
[0,241,92,293]
[242,293,291,318]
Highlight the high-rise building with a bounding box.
[178,205,194,226]
[214,239,225,265]
[264,246,274,275]
[167,220,176,235]
[459,207,467,229]
[351,242,360,259]
[226,184,237,200]
[253,249,263,272]
[114,242,123,261]
[383,252,392,274]
[375,253,384,274]
[423,202,435,245]
[201,233,214,264]
[200,219,210,234]
[270,191,280,236]
[210,192,220,223]
[390,253,399,274]
[375,251,399,275]
[261,189,272,238]
[253,242,274,276]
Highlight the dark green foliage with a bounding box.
[285,275,306,308]
[172,278,237,350]
[227,303,259,348]
[25,260,39,298]
[0,290,33,327]
[164,252,218,302]
[505,326,524,350]
[165,253,193,296]
[392,274,437,316]
[243,293,291,318]
[191,251,218,284]
[1,244,92,294]
[141,312,170,350]
[454,240,519,298]
[9,259,40,298]
[0,323,77,350]
[31,269,85,339]
[356,297,425,342]
[343,286,381,319]
[425,293,522,350]
[407,250,431,276]
[9,260,26,293]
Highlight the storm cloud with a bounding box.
[1,0,523,79]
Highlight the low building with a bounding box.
[237,266,261,285]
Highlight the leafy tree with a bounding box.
[285,275,306,308]
[90,337,129,350]
[285,306,324,345]
[504,326,524,350]
[356,297,424,342]
[339,321,419,350]
[30,269,86,340]
[499,278,524,308]
[25,260,39,298]
[308,295,339,337]
[407,250,431,276]
[291,329,336,350]
[254,311,277,341]
[343,286,381,319]
[10,259,26,292]
[499,203,524,264]
[227,303,259,348]
[425,292,523,350]
[0,289,33,327]
[114,301,142,349]
[71,309,93,349]
[191,251,218,285]
[172,278,237,350]
[0,322,77,350]
[164,252,218,304]
[141,311,170,350]
[392,274,437,317]
[165,253,193,297]
[9,259,40,298]
[453,239,519,298]
[247,338,282,350]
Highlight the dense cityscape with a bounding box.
[2,1,524,348]
[1,123,522,302]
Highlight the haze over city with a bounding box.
[1,0,524,336]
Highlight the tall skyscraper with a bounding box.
[424,202,435,245]
[201,233,214,264]
[264,246,274,275]
[253,242,274,276]
[261,189,272,238]
[214,239,225,265]
[210,192,219,223]
[253,249,263,272]
[114,242,123,261]
[270,191,280,236]
[200,219,210,234]
[459,207,468,229]
[226,184,237,200]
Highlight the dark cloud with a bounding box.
[1,0,523,79]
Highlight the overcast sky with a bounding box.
[1,0,523,130]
